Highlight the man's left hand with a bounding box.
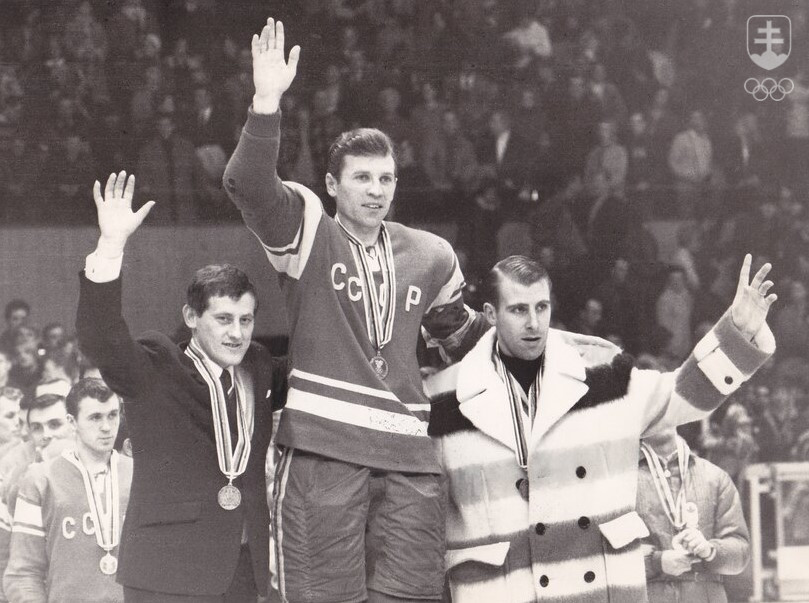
[730,254,777,340]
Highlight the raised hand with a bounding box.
[252,18,301,114]
[93,171,155,257]
[730,254,777,339]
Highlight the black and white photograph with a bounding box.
[0,0,807,601]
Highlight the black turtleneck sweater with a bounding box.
[500,352,544,394]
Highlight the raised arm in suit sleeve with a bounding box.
[76,270,154,402]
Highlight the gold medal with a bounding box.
[218,483,242,510]
[370,355,389,379]
[99,552,118,575]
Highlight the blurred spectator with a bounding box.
[772,280,809,359]
[593,258,643,352]
[477,109,534,214]
[502,6,552,71]
[756,385,800,462]
[723,113,772,213]
[47,133,96,224]
[571,298,604,337]
[703,403,759,486]
[669,110,714,218]
[340,50,377,128]
[277,94,315,187]
[372,86,408,144]
[184,85,229,148]
[408,80,447,160]
[40,345,80,385]
[423,108,479,203]
[589,63,628,126]
[784,69,809,190]
[130,64,167,139]
[583,120,628,198]
[309,89,345,181]
[136,112,197,224]
[557,74,600,180]
[62,0,107,66]
[656,267,694,362]
[90,104,130,177]
[0,136,41,223]
[672,225,702,292]
[0,301,30,353]
[40,324,66,355]
[625,111,661,215]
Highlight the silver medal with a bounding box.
[370,355,389,379]
[99,553,118,575]
[218,484,242,510]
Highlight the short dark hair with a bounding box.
[5,299,30,322]
[482,255,551,308]
[21,394,66,421]
[186,264,257,315]
[66,378,116,417]
[327,128,397,180]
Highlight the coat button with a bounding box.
[539,575,549,587]
[578,516,591,529]
[724,376,733,385]
[584,571,596,583]
[576,466,586,478]
[535,522,546,535]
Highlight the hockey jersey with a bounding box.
[3,451,133,603]
[225,110,484,473]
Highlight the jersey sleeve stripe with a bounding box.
[10,524,45,538]
[12,498,43,529]
[250,181,323,280]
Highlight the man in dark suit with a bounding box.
[76,171,286,602]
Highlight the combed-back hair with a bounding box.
[186,264,257,315]
[21,393,65,415]
[482,255,552,308]
[327,128,396,179]
[66,378,116,417]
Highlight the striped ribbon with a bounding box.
[64,450,120,556]
[640,437,691,530]
[185,341,254,483]
[492,343,542,471]
[336,217,397,354]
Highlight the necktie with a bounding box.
[219,369,239,441]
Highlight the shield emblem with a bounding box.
[747,15,791,71]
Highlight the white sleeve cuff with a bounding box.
[85,251,123,283]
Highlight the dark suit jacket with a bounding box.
[76,273,286,596]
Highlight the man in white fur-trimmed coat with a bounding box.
[425,254,776,603]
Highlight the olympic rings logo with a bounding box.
[744,77,795,101]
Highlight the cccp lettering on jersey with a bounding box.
[61,513,96,539]
[330,263,423,311]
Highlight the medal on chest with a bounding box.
[65,450,121,575]
[641,438,697,541]
[337,218,397,380]
[185,343,255,510]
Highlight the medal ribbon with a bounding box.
[185,341,254,482]
[65,450,120,554]
[336,217,396,353]
[640,437,690,529]
[493,343,542,471]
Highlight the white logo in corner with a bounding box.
[747,15,791,71]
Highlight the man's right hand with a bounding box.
[93,171,155,258]
[252,18,301,114]
[660,549,698,576]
